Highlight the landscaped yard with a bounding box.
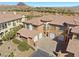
[0,40,34,57]
[12,39,35,52]
[0,25,35,57]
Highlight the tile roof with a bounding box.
[0,14,22,23]
[24,14,78,26]
[23,17,43,26]
[17,28,39,38]
[50,15,76,26]
[74,17,79,26]
[49,15,64,26]
[41,15,53,22]
[72,26,79,33]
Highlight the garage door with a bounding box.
[33,35,39,42]
[38,33,43,40]
[49,33,56,39]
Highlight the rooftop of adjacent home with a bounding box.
[23,17,43,26]
[17,28,39,38]
[23,14,79,26]
[71,26,79,33]
[0,13,23,23]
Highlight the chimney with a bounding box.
[3,12,6,14]
[13,12,16,15]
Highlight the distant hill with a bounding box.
[17,2,26,6]
[0,3,79,13]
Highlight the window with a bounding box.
[2,23,5,29]
[77,34,79,40]
[0,24,1,30]
[27,24,29,29]
[4,23,7,28]
[59,26,64,31]
[8,22,11,26]
[1,23,7,29]
[13,21,16,26]
[17,20,18,23]
[18,20,21,23]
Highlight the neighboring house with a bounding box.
[0,13,25,39]
[71,26,79,39]
[17,28,39,48]
[18,17,44,42]
[17,14,79,48]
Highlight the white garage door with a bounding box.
[38,33,43,40]
[49,33,56,39]
[33,35,38,42]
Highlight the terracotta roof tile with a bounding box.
[23,17,43,26]
[17,28,39,38]
[72,26,79,33]
[0,14,22,23]
[50,15,76,26]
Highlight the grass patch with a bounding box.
[12,39,32,52]
[12,39,21,44]
[18,41,30,51]
[12,39,34,52]
[18,42,30,51]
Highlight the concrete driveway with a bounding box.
[36,37,57,56]
[34,37,79,57]
[31,49,54,57]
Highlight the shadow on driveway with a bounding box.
[31,49,54,57]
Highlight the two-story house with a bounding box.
[0,13,25,39]
[17,14,79,48]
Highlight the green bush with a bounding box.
[8,52,14,57]
[2,31,16,41]
[12,39,21,44]
[18,41,30,51]
[2,25,23,41]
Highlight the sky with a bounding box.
[0,2,79,7]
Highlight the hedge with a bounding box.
[2,25,23,41]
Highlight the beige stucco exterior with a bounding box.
[0,15,26,39]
